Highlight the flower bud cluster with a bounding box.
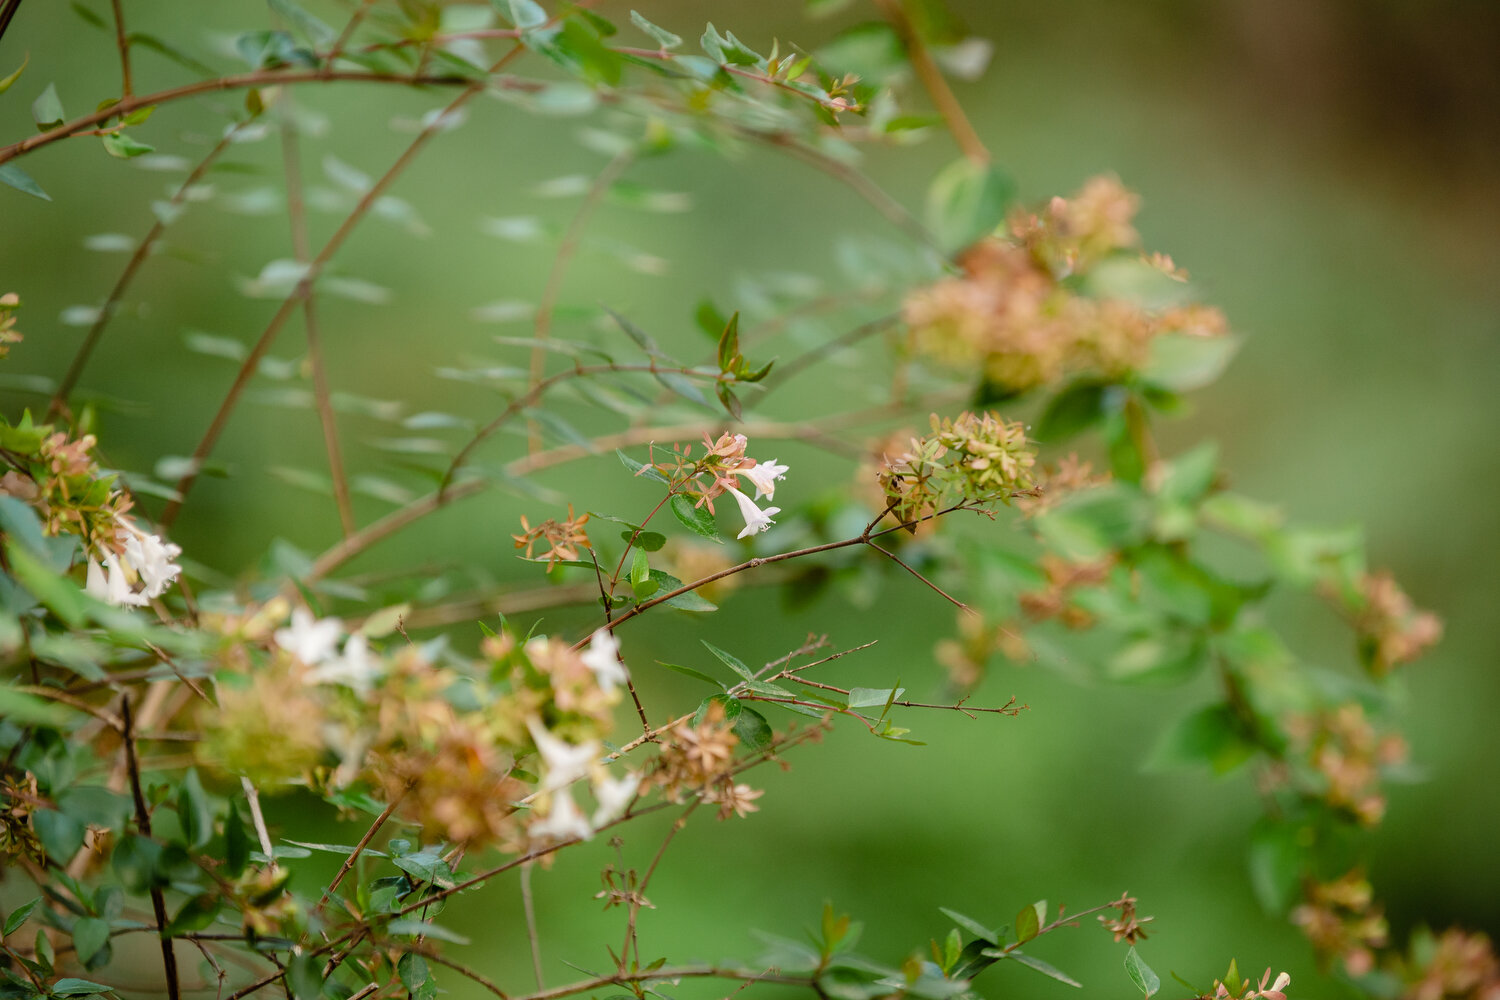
[1291,870,1390,976]
[878,411,1036,525]
[1398,928,1500,1000]
[1346,571,1444,677]
[198,607,641,850]
[903,176,1229,394]
[1283,702,1407,827]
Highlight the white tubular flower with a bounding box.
[118,523,183,598]
[86,554,148,607]
[274,607,344,665]
[591,771,641,826]
[530,787,594,843]
[725,485,780,540]
[580,628,628,695]
[741,458,788,501]
[306,633,380,693]
[527,719,599,791]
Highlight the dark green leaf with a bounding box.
[33,809,85,860]
[50,979,115,997]
[733,704,772,751]
[224,801,250,877]
[646,569,717,611]
[1247,821,1305,915]
[1036,381,1109,442]
[3,898,41,937]
[176,769,213,849]
[617,448,668,484]
[938,907,997,943]
[693,693,741,727]
[716,311,740,371]
[399,952,432,992]
[166,893,221,935]
[70,917,109,964]
[284,951,323,1000]
[670,494,720,540]
[1144,703,1255,775]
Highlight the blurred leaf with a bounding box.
[268,0,336,46]
[33,808,85,859]
[1145,703,1255,774]
[3,898,41,937]
[629,10,681,49]
[166,893,220,935]
[1248,821,1305,915]
[1139,334,1239,393]
[50,979,115,997]
[647,569,717,611]
[1036,381,1109,442]
[1008,950,1081,988]
[657,661,725,689]
[847,686,904,709]
[0,163,51,201]
[0,54,28,95]
[701,640,755,682]
[386,918,470,944]
[101,131,154,158]
[177,769,213,849]
[31,83,64,130]
[1014,900,1044,944]
[925,157,1014,252]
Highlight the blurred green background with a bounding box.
[2,0,1497,996]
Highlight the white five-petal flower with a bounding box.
[118,525,183,597]
[741,458,788,501]
[725,485,780,540]
[274,608,344,665]
[529,787,594,843]
[86,554,148,607]
[306,633,381,693]
[527,719,600,791]
[591,771,641,826]
[580,628,629,695]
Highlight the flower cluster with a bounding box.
[651,701,762,819]
[1201,969,1292,1000]
[1291,870,1390,975]
[1283,702,1407,827]
[1345,570,1444,677]
[642,432,788,539]
[513,503,593,572]
[877,411,1036,525]
[1399,928,1500,1000]
[903,176,1229,394]
[199,606,641,850]
[0,412,185,607]
[0,292,22,360]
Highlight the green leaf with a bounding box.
[3,898,40,937]
[393,850,456,888]
[399,952,432,992]
[670,494,721,540]
[285,951,324,1000]
[101,131,155,158]
[655,370,712,408]
[1144,703,1255,775]
[0,53,28,95]
[50,979,115,997]
[1124,947,1160,998]
[1014,900,1044,944]
[1009,950,1082,988]
[224,801,250,877]
[656,660,725,689]
[733,704,773,751]
[166,893,221,935]
[176,769,213,849]
[630,549,651,587]
[939,908,997,943]
[701,641,756,682]
[33,808,85,860]
[629,10,681,49]
[1036,381,1109,443]
[925,157,1015,252]
[1139,334,1239,393]
[617,448,668,483]
[0,163,51,201]
[268,0,337,45]
[5,541,89,626]
[716,311,741,371]
[1247,821,1305,915]
[502,0,549,29]
[71,916,110,964]
[0,684,74,727]
[646,569,717,611]
[692,693,741,727]
[386,918,471,945]
[32,82,64,130]
[847,686,905,709]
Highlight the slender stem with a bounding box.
[521,862,545,989]
[866,540,973,614]
[871,0,989,164]
[280,100,356,537]
[312,785,408,917]
[527,149,635,452]
[621,800,697,969]
[239,776,277,875]
[0,0,24,47]
[122,697,182,1000]
[324,0,378,71]
[0,70,477,167]
[160,50,522,528]
[48,125,243,416]
[109,0,132,97]
[755,312,899,401]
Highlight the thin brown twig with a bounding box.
[239,776,277,875]
[109,0,132,97]
[621,799,698,970]
[160,50,524,528]
[122,696,182,1000]
[48,124,245,416]
[871,0,989,164]
[527,148,635,452]
[279,96,356,537]
[866,541,973,614]
[312,783,410,917]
